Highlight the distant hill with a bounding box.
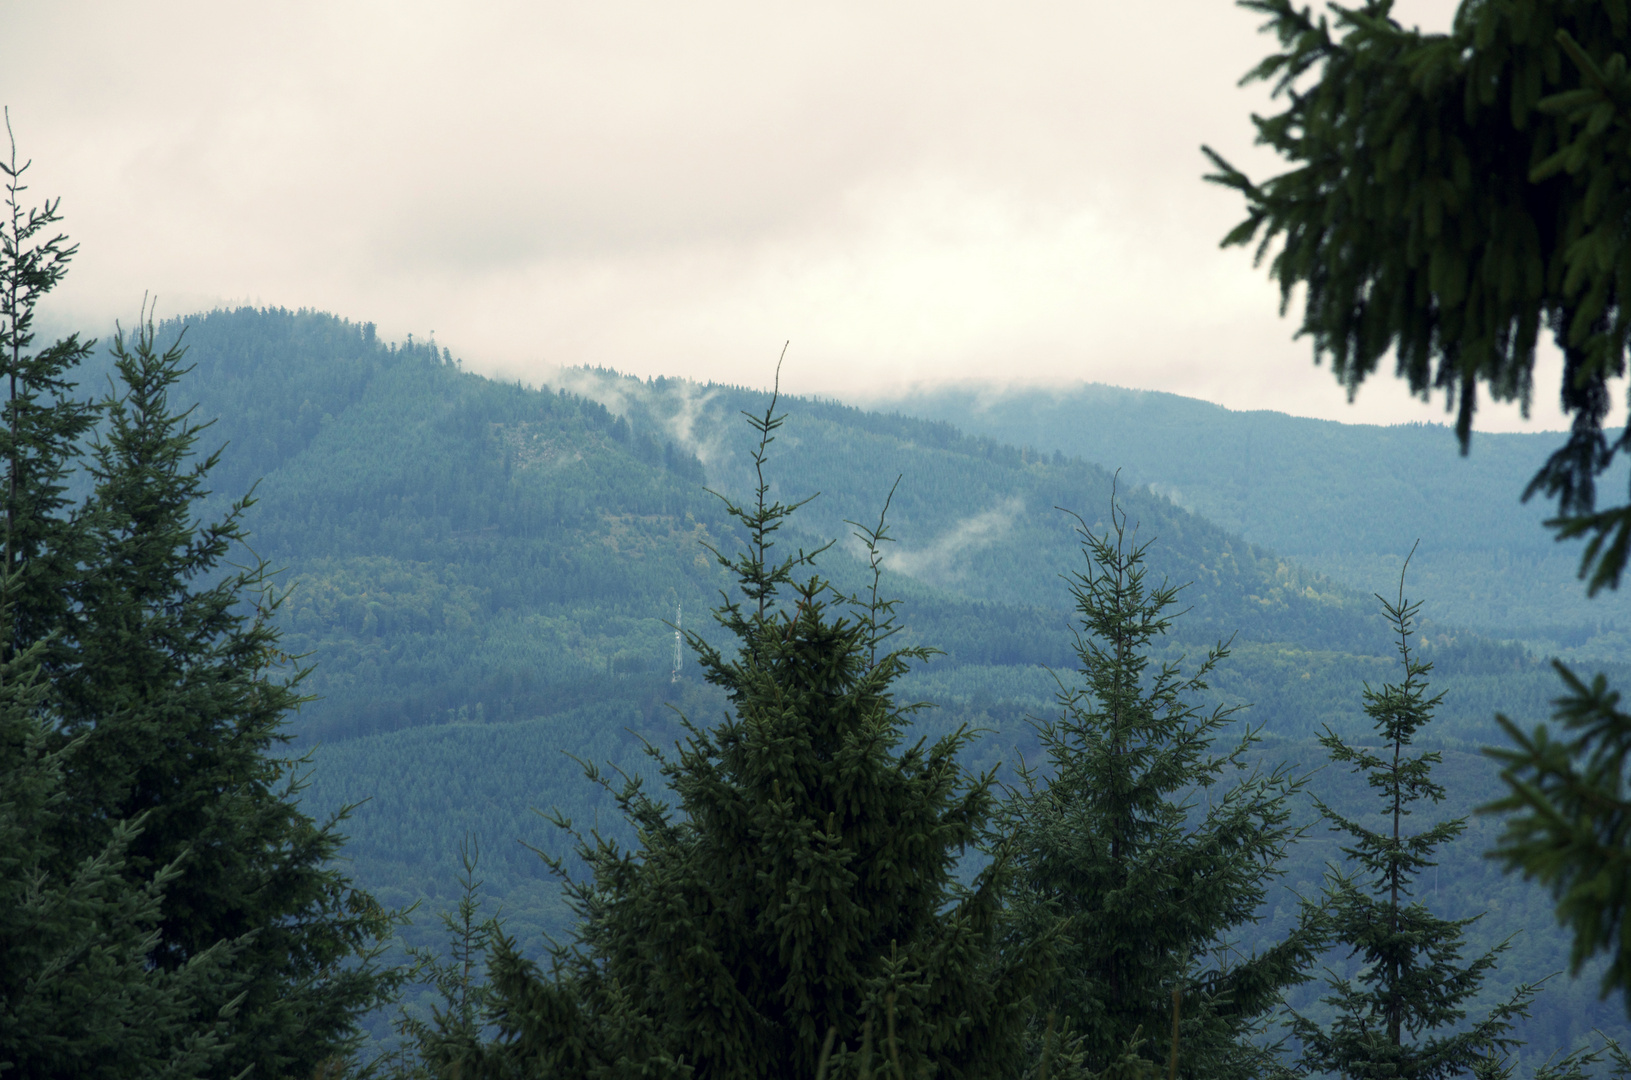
[861,383,1629,660]
[148,308,1452,746]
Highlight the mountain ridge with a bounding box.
[861,380,1625,657]
[136,307,1443,744]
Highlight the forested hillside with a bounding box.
[866,384,1627,660]
[154,307,1435,746]
[133,307,1624,1054]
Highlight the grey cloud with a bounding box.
[9,0,1564,433]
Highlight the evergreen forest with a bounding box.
[14,2,1631,1074]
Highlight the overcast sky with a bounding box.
[8,0,1586,432]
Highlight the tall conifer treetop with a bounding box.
[0,110,97,671]
[466,377,1041,1080]
[48,320,404,1079]
[996,493,1321,1080]
[0,118,401,1078]
[0,116,240,1078]
[1292,559,1537,1080]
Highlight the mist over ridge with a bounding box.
[858,380,1622,659]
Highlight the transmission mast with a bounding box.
[671,602,683,682]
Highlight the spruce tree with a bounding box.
[0,119,400,1077]
[996,496,1321,1080]
[383,838,506,1080]
[0,111,99,675]
[464,382,1042,1079]
[0,114,241,1080]
[49,320,402,1079]
[0,641,241,1080]
[1291,566,1537,1080]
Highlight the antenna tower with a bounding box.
[671,602,683,682]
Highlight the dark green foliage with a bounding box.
[454,390,1039,1079]
[0,115,99,678]
[1206,1,1631,588]
[1487,664,1631,1005]
[1520,21,1631,597]
[307,716,1631,1061]
[1209,0,1564,438]
[1211,0,1631,1011]
[0,121,245,1079]
[46,322,403,1079]
[1292,571,1537,1079]
[0,128,399,1077]
[1530,1035,1631,1080]
[997,497,1320,1079]
[0,644,242,1080]
[379,837,505,1080]
[1461,23,1631,987]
